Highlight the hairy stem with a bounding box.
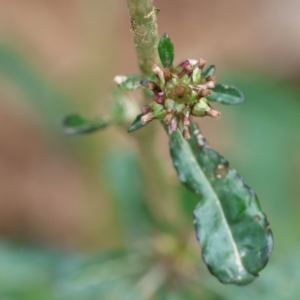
[126,0,159,77]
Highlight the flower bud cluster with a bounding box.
[140,59,220,140]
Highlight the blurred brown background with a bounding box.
[0,0,299,251]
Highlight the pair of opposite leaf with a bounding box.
[63,34,244,137]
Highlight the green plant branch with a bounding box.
[126,0,159,77]
[126,0,176,229]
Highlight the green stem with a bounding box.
[126,0,175,228]
[126,0,159,77]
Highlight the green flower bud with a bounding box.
[165,98,175,111]
[174,103,185,113]
[192,99,210,117]
[188,89,200,104]
[152,104,167,119]
[192,67,201,84]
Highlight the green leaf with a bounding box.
[128,113,148,132]
[202,65,215,77]
[56,251,150,300]
[207,84,244,104]
[63,114,109,135]
[158,33,174,68]
[115,75,145,91]
[169,124,273,285]
[101,151,151,241]
[0,43,69,132]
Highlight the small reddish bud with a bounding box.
[206,81,215,89]
[179,60,190,69]
[140,80,161,95]
[199,89,213,97]
[152,65,165,85]
[163,68,172,81]
[164,111,175,124]
[170,117,179,131]
[178,60,193,78]
[175,85,185,98]
[183,107,191,125]
[206,107,221,119]
[147,81,158,90]
[183,116,190,126]
[185,64,193,75]
[206,75,217,83]
[141,105,151,114]
[183,128,191,140]
[199,58,207,69]
[141,112,154,124]
[156,96,164,104]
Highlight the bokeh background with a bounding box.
[0,0,300,299]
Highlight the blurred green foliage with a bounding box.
[0,43,69,131]
[0,20,300,300]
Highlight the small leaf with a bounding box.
[63,114,109,135]
[158,34,174,68]
[202,65,215,77]
[207,84,244,105]
[114,75,145,91]
[128,113,148,132]
[169,124,273,285]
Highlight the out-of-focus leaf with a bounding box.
[101,151,152,241]
[157,280,216,300]
[169,123,273,285]
[128,113,148,132]
[158,33,174,68]
[115,75,145,91]
[0,43,69,131]
[0,242,61,300]
[56,251,162,300]
[202,65,215,78]
[207,84,244,104]
[63,114,109,135]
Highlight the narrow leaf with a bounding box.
[207,84,244,104]
[169,124,273,285]
[128,113,148,132]
[202,65,215,77]
[158,34,174,68]
[114,75,145,91]
[63,114,109,135]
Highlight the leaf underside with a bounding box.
[63,114,109,135]
[169,123,273,285]
[207,84,245,105]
